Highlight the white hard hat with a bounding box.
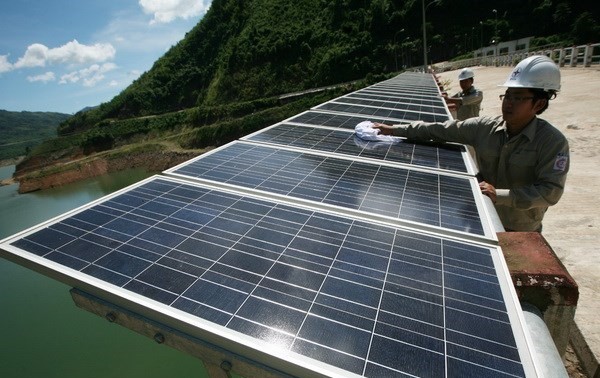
[458,68,474,81]
[501,55,561,91]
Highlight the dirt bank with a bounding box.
[15,149,201,193]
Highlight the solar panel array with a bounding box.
[243,123,469,174]
[313,74,449,124]
[0,72,537,377]
[166,142,485,238]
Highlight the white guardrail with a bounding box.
[432,42,600,71]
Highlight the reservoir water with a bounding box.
[0,166,209,378]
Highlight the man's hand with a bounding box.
[479,181,497,203]
[371,123,395,136]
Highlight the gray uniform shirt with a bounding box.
[452,86,483,120]
[391,115,569,231]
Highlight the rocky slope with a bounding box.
[12,145,203,193]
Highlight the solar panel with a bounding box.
[0,72,540,377]
[0,175,534,377]
[327,97,447,116]
[242,123,470,174]
[285,110,392,130]
[310,72,451,124]
[346,92,443,107]
[368,75,444,95]
[165,142,491,239]
[314,102,448,123]
[358,88,439,99]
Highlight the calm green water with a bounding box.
[0,167,208,378]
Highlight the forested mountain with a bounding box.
[59,0,599,134]
[13,0,599,187]
[0,110,70,161]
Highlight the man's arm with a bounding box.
[372,116,493,145]
[460,89,483,106]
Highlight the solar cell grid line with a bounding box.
[361,86,441,97]
[360,86,443,100]
[374,80,440,88]
[353,91,441,104]
[351,89,440,100]
[371,74,439,87]
[373,81,441,90]
[241,123,471,175]
[329,97,447,116]
[284,110,398,130]
[365,73,439,88]
[345,83,444,97]
[369,84,441,96]
[365,85,439,94]
[346,92,445,107]
[313,102,449,123]
[353,87,446,100]
[304,72,451,124]
[164,142,494,240]
[374,73,430,83]
[0,175,537,377]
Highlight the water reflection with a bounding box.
[0,167,206,378]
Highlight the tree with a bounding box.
[572,12,600,44]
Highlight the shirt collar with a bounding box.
[462,86,475,95]
[494,117,538,141]
[520,117,539,141]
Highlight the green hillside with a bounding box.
[0,110,70,162]
[57,0,599,135]
[15,0,600,177]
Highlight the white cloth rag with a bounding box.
[354,121,400,142]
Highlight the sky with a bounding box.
[0,0,213,114]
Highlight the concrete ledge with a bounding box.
[498,232,579,357]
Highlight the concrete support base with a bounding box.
[498,232,579,358]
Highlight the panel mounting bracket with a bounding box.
[70,288,293,378]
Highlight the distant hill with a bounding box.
[0,110,71,162]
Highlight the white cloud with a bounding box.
[27,71,56,83]
[15,44,48,68]
[49,40,116,65]
[0,55,13,73]
[59,62,117,87]
[59,71,81,84]
[139,0,210,24]
[14,40,115,69]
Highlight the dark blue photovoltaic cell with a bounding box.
[347,91,443,107]
[169,143,484,235]
[366,86,441,97]
[314,102,449,123]
[369,82,442,96]
[287,111,391,130]
[245,123,467,173]
[333,97,447,115]
[1,72,532,377]
[7,177,523,377]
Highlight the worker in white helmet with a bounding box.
[373,55,569,232]
[443,67,483,120]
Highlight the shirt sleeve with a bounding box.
[391,116,496,146]
[460,89,483,106]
